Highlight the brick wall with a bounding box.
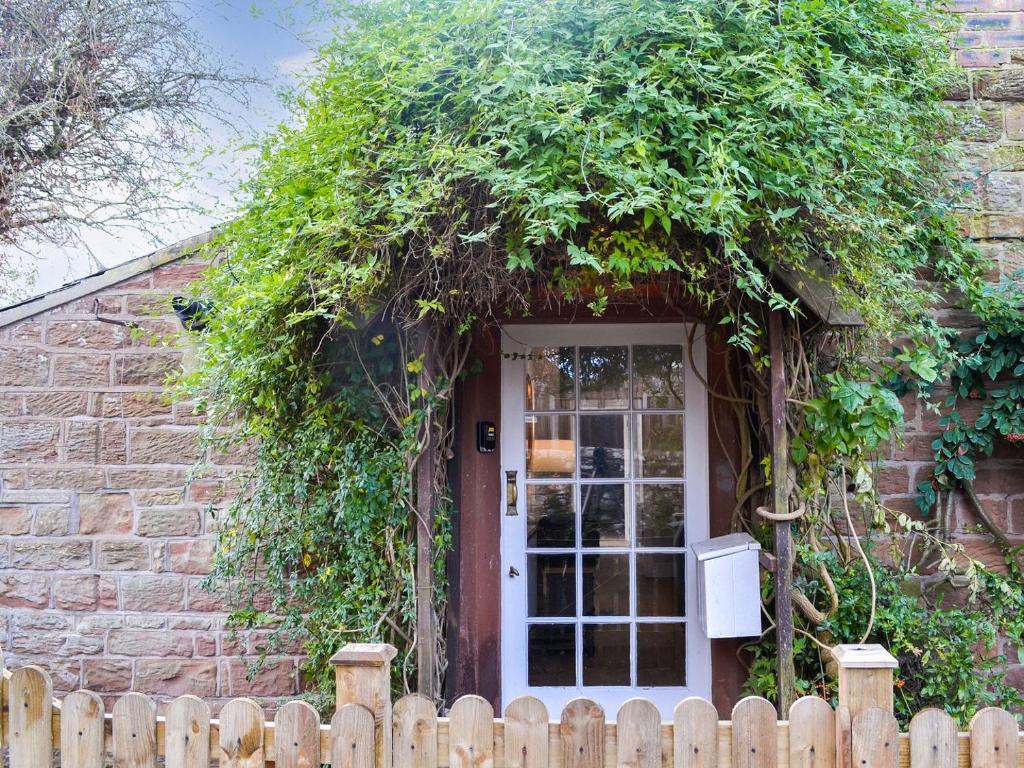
[872,0,1024,692]
[0,256,302,710]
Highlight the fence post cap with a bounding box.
[832,644,898,669]
[330,643,398,667]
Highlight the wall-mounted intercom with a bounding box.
[476,421,497,453]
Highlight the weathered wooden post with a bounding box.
[833,644,899,768]
[331,642,397,768]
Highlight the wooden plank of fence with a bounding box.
[164,695,211,768]
[112,692,157,768]
[673,697,718,768]
[275,700,321,768]
[332,703,376,768]
[616,699,660,768]
[908,709,957,768]
[219,698,266,767]
[394,694,438,768]
[834,707,852,768]
[9,666,54,768]
[731,697,777,768]
[60,690,104,768]
[851,707,897,768]
[504,696,548,768]
[788,696,834,768]
[968,707,1018,768]
[450,695,495,768]
[560,699,605,768]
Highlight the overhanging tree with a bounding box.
[0,0,249,287]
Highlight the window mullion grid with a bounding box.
[574,346,583,688]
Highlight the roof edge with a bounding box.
[0,226,221,328]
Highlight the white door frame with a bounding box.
[499,323,711,717]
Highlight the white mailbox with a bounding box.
[691,533,762,639]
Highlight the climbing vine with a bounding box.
[180,0,1024,714]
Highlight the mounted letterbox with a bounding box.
[690,533,762,639]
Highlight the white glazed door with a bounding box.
[499,324,711,717]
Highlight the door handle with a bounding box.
[505,470,518,516]
[508,565,520,578]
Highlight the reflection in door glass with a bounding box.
[636,553,685,617]
[579,414,626,478]
[633,345,685,409]
[637,624,686,686]
[526,414,575,478]
[579,346,628,410]
[581,484,626,547]
[582,553,629,616]
[526,347,576,411]
[527,484,575,548]
[582,624,630,685]
[528,554,576,617]
[635,413,684,478]
[528,625,576,686]
[635,485,685,547]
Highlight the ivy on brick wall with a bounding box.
[180,0,1024,715]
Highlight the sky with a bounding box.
[7,0,327,300]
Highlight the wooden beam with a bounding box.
[415,322,439,700]
[769,257,864,327]
[768,310,797,714]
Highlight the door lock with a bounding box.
[505,470,518,516]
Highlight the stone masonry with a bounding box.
[872,0,1024,692]
[0,251,302,711]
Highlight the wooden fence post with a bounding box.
[832,644,898,720]
[834,644,899,768]
[332,643,398,768]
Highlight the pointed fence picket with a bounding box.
[1,652,1022,768]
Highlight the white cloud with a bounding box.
[274,50,316,78]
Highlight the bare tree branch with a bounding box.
[0,0,256,282]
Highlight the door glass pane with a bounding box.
[636,624,685,686]
[582,553,629,616]
[528,554,576,617]
[526,414,575,478]
[581,484,626,547]
[636,553,685,617]
[635,413,684,478]
[527,347,575,411]
[579,414,626,478]
[582,624,630,685]
[633,345,685,409]
[635,484,685,547]
[529,625,576,686]
[527,484,575,548]
[579,346,628,410]
[517,336,695,696]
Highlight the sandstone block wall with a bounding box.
[871,0,1024,691]
[0,258,302,710]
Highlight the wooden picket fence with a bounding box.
[1,648,1022,767]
